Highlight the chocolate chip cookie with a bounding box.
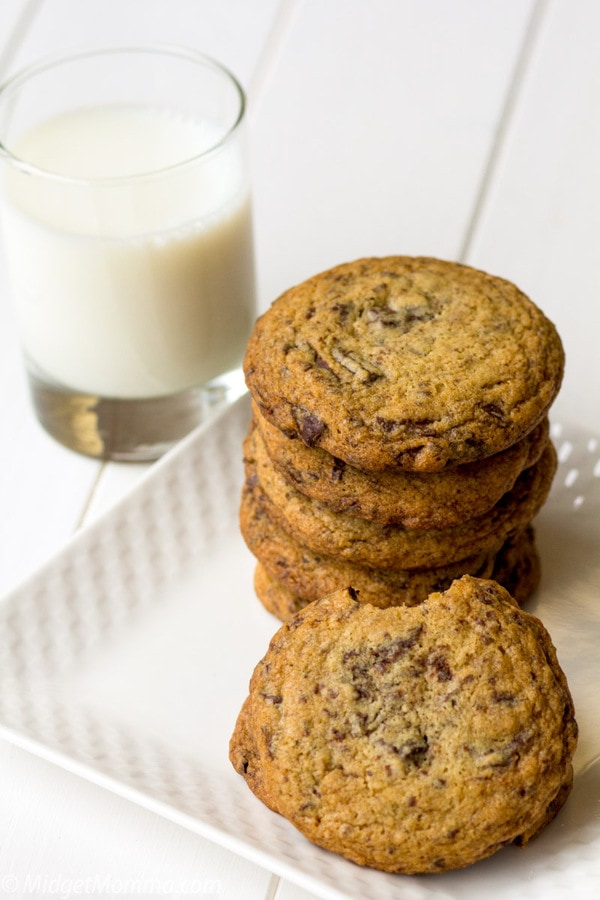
[244,423,556,569]
[240,468,503,608]
[255,401,549,528]
[253,525,541,621]
[244,257,564,472]
[230,578,577,873]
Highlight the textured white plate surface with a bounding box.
[0,395,598,900]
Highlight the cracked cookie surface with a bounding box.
[230,578,577,873]
[244,257,564,471]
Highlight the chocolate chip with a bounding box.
[314,353,337,375]
[371,627,423,673]
[492,691,517,704]
[375,416,437,437]
[292,407,326,446]
[261,725,274,758]
[482,402,505,421]
[329,301,355,324]
[331,457,346,482]
[364,304,436,329]
[260,692,283,705]
[375,416,400,434]
[396,737,429,767]
[428,651,453,682]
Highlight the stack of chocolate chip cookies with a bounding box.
[240,256,564,621]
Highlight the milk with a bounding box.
[1,105,256,398]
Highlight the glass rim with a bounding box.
[0,43,247,186]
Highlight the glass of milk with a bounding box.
[0,46,256,460]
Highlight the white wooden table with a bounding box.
[0,2,598,898]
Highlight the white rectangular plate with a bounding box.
[0,395,599,900]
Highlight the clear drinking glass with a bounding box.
[0,46,256,460]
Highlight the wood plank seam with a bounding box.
[459,0,550,262]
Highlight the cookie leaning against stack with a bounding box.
[230,579,578,874]
[240,256,564,616]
